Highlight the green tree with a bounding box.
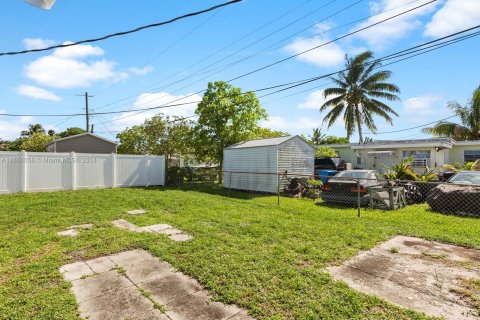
[315,146,338,158]
[117,114,193,164]
[321,51,400,144]
[252,127,289,139]
[422,85,480,140]
[57,127,86,138]
[192,81,267,179]
[19,132,53,152]
[21,124,45,137]
[321,136,349,144]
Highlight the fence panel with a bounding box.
[76,153,113,189]
[0,151,165,194]
[0,152,22,194]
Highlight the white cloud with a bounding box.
[23,38,56,50]
[110,92,201,130]
[24,42,128,88]
[402,94,448,123]
[0,109,31,140]
[16,85,61,101]
[285,26,345,68]
[424,0,480,37]
[128,66,154,75]
[352,0,438,49]
[298,90,338,110]
[53,42,104,59]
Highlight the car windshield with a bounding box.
[448,172,480,184]
[335,171,369,179]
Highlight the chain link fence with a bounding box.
[167,168,480,218]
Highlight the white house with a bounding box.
[325,138,480,173]
[223,135,315,193]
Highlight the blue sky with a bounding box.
[1,0,480,142]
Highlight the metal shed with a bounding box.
[223,135,315,193]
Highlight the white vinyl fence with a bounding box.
[0,151,165,194]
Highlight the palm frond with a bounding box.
[320,95,345,111]
[367,91,400,102]
[323,103,345,128]
[421,121,459,137]
[369,99,399,117]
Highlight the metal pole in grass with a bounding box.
[357,178,361,218]
[277,172,280,205]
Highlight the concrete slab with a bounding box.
[127,209,147,215]
[112,220,193,241]
[327,236,480,320]
[61,250,253,320]
[78,284,168,320]
[165,290,242,320]
[71,224,94,229]
[71,270,133,303]
[112,219,139,232]
[59,261,93,281]
[139,273,203,305]
[169,234,193,242]
[57,229,79,237]
[125,259,174,284]
[86,256,116,273]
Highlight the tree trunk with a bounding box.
[355,105,363,144]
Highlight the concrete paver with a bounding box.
[57,229,79,237]
[59,261,94,281]
[61,250,253,320]
[86,256,116,273]
[127,209,148,215]
[112,219,193,241]
[327,236,480,320]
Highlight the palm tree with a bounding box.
[320,51,400,144]
[21,124,45,137]
[310,128,326,145]
[422,86,480,140]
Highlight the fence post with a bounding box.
[20,150,27,192]
[144,155,150,187]
[277,172,280,205]
[357,178,361,218]
[70,152,76,190]
[111,153,116,188]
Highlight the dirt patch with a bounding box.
[327,236,480,320]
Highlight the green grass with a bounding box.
[1,184,480,319]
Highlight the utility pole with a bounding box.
[77,92,94,132]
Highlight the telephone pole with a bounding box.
[77,92,94,132]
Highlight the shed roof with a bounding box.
[47,133,117,146]
[225,135,313,149]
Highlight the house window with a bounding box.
[464,150,480,163]
[403,150,431,167]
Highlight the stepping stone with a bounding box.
[57,229,79,237]
[169,234,193,242]
[60,250,254,320]
[60,261,94,281]
[86,256,116,273]
[127,209,147,215]
[71,224,94,229]
[112,220,193,241]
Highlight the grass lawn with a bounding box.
[1,184,480,319]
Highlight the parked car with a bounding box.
[321,170,383,206]
[446,171,480,185]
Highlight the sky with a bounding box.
[1,0,480,143]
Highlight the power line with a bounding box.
[2,25,478,121]
[99,0,436,114]
[366,115,458,135]
[0,0,242,57]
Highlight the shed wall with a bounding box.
[223,146,278,193]
[52,135,116,154]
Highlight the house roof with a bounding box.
[322,138,459,150]
[225,135,312,149]
[47,133,117,146]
